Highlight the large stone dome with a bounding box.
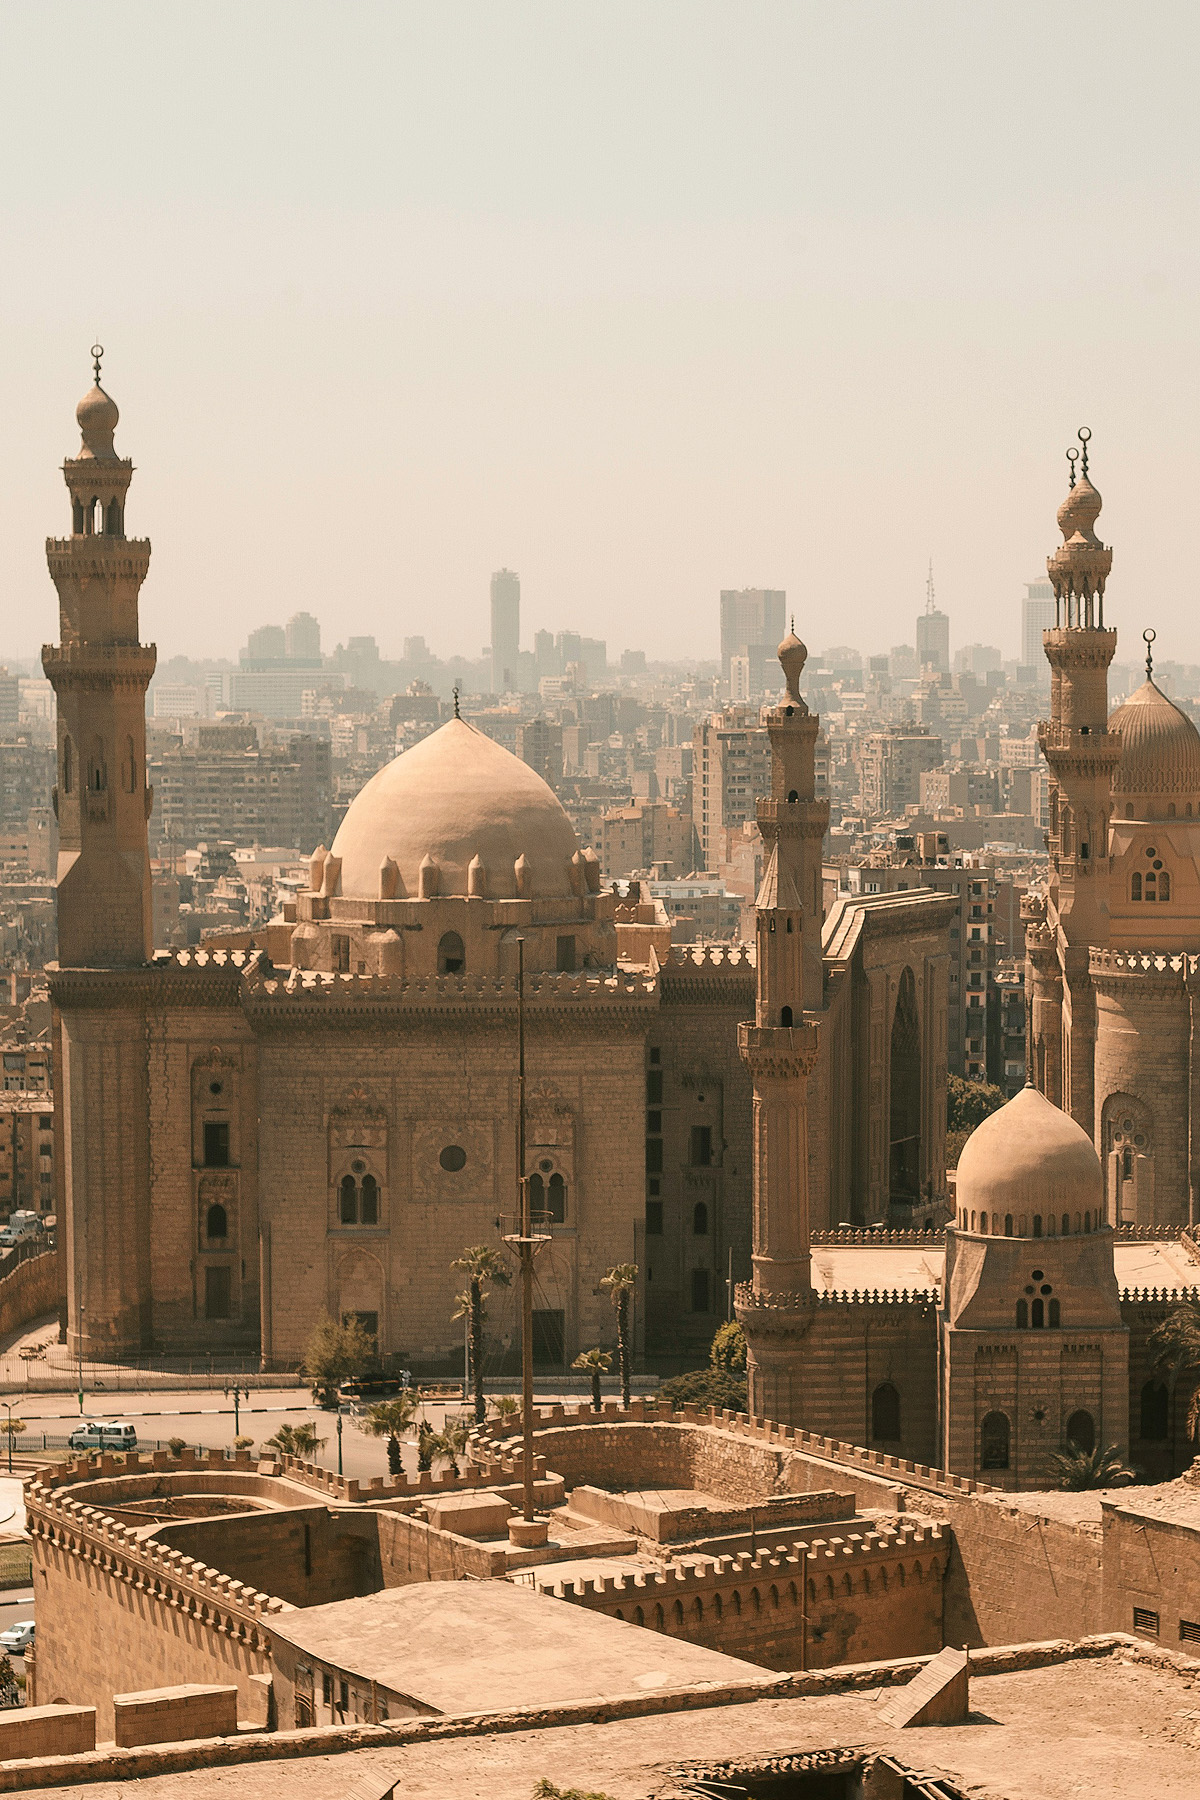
[955,1086,1102,1218]
[331,717,581,900]
[1109,678,1200,811]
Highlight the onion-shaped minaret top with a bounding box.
[777,618,808,705]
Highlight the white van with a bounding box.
[0,1213,39,1249]
[68,1421,138,1453]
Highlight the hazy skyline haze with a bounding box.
[1,2,1198,667]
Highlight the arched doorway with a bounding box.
[889,967,921,1206]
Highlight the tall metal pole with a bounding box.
[518,938,535,1523]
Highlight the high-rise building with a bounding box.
[1021,579,1055,671]
[692,707,772,870]
[916,564,950,674]
[285,611,322,662]
[243,624,286,664]
[719,589,786,685]
[489,569,520,694]
[858,725,943,817]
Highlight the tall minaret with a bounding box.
[1035,430,1120,1129]
[42,350,155,967]
[735,629,826,1423]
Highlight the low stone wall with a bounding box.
[541,1519,947,1671]
[0,1248,60,1344]
[374,1506,508,1585]
[113,1683,239,1748]
[153,1506,380,1610]
[567,1483,854,1544]
[0,1704,94,1761]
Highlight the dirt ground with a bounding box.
[20,1651,1200,1800]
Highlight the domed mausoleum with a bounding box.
[940,1086,1127,1489]
[291,716,616,977]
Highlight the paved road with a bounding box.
[5,1387,483,1483]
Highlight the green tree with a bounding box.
[600,1264,638,1408]
[167,1436,187,1458]
[233,1435,255,1452]
[572,1346,612,1412]
[657,1366,748,1412]
[709,1319,747,1375]
[0,1654,16,1706]
[1046,1441,1136,1491]
[490,1394,521,1425]
[532,1783,616,1800]
[451,1245,513,1424]
[265,1422,327,1461]
[358,1394,418,1476]
[946,1073,1007,1167]
[1149,1298,1200,1443]
[417,1418,437,1472]
[302,1311,374,1407]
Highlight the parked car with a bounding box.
[68,1421,138,1453]
[0,1621,34,1655]
[337,1370,412,1402]
[0,1213,40,1249]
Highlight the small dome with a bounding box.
[956,1086,1102,1219]
[1109,678,1200,809]
[75,383,119,459]
[331,716,581,900]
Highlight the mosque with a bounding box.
[43,360,948,1380]
[737,434,1200,1487]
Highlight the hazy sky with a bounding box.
[2,3,1198,668]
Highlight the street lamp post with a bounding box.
[223,1383,249,1440]
[336,1408,344,1476]
[3,1401,15,1475]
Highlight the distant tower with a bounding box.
[915,562,950,675]
[1034,431,1119,1128]
[736,625,827,1422]
[490,569,521,695]
[42,350,155,967]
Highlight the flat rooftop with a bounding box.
[269,1578,763,1715]
[811,1235,1200,1296]
[27,1645,1200,1799]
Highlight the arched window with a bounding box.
[1015,1299,1028,1328]
[339,1175,357,1225]
[1005,1214,1013,1236]
[1061,1213,1070,1236]
[89,737,106,793]
[105,498,121,535]
[547,1173,566,1223]
[780,1005,793,1026]
[1048,1298,1060,1327]
[1067,1409,1095,1454]
[205,1203,228,1240]
[871,1382,901,1442]
[1131,872,1142,901]
[1145,871,1157,900]
[123,735,137,794]
[1168,802,1177,818]
[692,1201,709,1236]
[1140,1380,1169,1441]
[528,1173,545,1217]
[980,1410,1010,1470]
[1033,1214,1043,1238]
[1122,1147,1133,1179]
[62,736,73,794]
[437,931,465,974]
[1031,1298,1044,1328]
[1160,870,1171,901]
[1084,1210,1091,1232]
[360,1175,378,1226]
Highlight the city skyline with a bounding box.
[2,5,1199,665]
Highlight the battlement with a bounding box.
[1121,1285,1200,1304]
[543,1519,948,1606]
[663,944,756,971]
[276,1448,541,1502]
[26,1462,287,1652]
[736,1280,938,1311]
[1090,947,1200,981]
[241,964,659,1006]
[469,1399,992,1498]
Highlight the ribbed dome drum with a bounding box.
[1108,678,1200,811]
[331,716,581,900]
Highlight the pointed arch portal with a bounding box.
[889,967,921,1204]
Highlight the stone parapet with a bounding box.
[468,1400,992,1498]
[1090,947,1200,984]
[810,1227,943,1246]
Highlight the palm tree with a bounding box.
[600,1264,638,1408]
[432,1412,471,1477]
[572,1346,612,1412]
[417,1418,437,1472]
[1149,1298,1200,1446]
[358,1394,418,1476]
[265,1422,327,1461]
[1046,1441,1136,1491]
[451,1245,513,1423]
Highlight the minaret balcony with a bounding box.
[45,536,151,580]
[757,797,829,829]
[734,1280,814,1332]
[738,1018,820,1078]
[41,642,158,690]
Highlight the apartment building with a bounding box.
[692,707,771,871]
